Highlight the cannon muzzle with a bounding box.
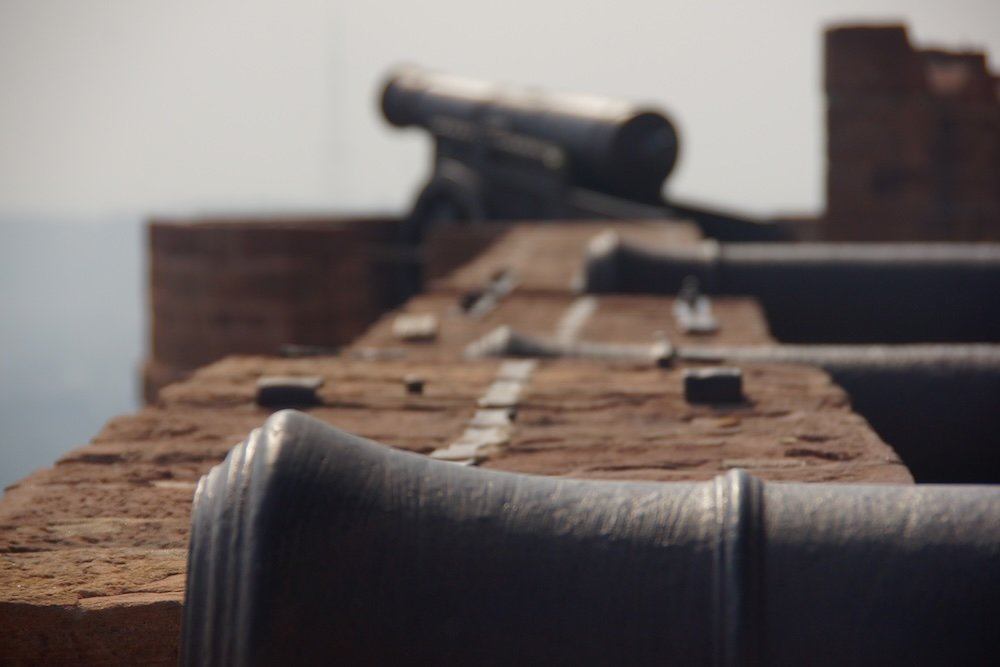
[182,410,1000,666]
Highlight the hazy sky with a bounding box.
[1,0,998,219]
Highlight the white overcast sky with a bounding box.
[0,0,997,219]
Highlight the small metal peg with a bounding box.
[256,376,324,407]
[404,375,426,395]
[683,367,744,404]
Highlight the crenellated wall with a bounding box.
[825,25,1000,240]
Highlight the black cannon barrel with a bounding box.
[584,233,1000,342]
[381,66,679,202]
[182,410,1000,666]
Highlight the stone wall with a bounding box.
[144,216,402,401]
[825,25,1000,240]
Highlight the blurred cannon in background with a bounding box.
[381,66,789,257]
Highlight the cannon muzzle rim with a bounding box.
[379,63,425,127]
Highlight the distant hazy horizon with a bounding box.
[0,218,144,490]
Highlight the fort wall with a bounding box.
[825,25,1000,240]
[143,216,402,400]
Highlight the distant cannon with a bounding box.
[381,66,786,246]
[182,410,1000,666]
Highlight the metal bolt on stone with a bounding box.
[404,375,425,395]
[684,367,744,403]
[652,333,675,367]
[673,275,719,335]
[255,376,324,408]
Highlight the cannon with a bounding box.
[381,66,787,247]
[584,232,1000,343]
[182,410,1000,666]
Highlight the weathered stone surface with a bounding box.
[2,596,181,667]
[0,546,185,665]
[434,221,701,293]
[581,295,772,346]
[352,294,773,360]
[488,360,909,483]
